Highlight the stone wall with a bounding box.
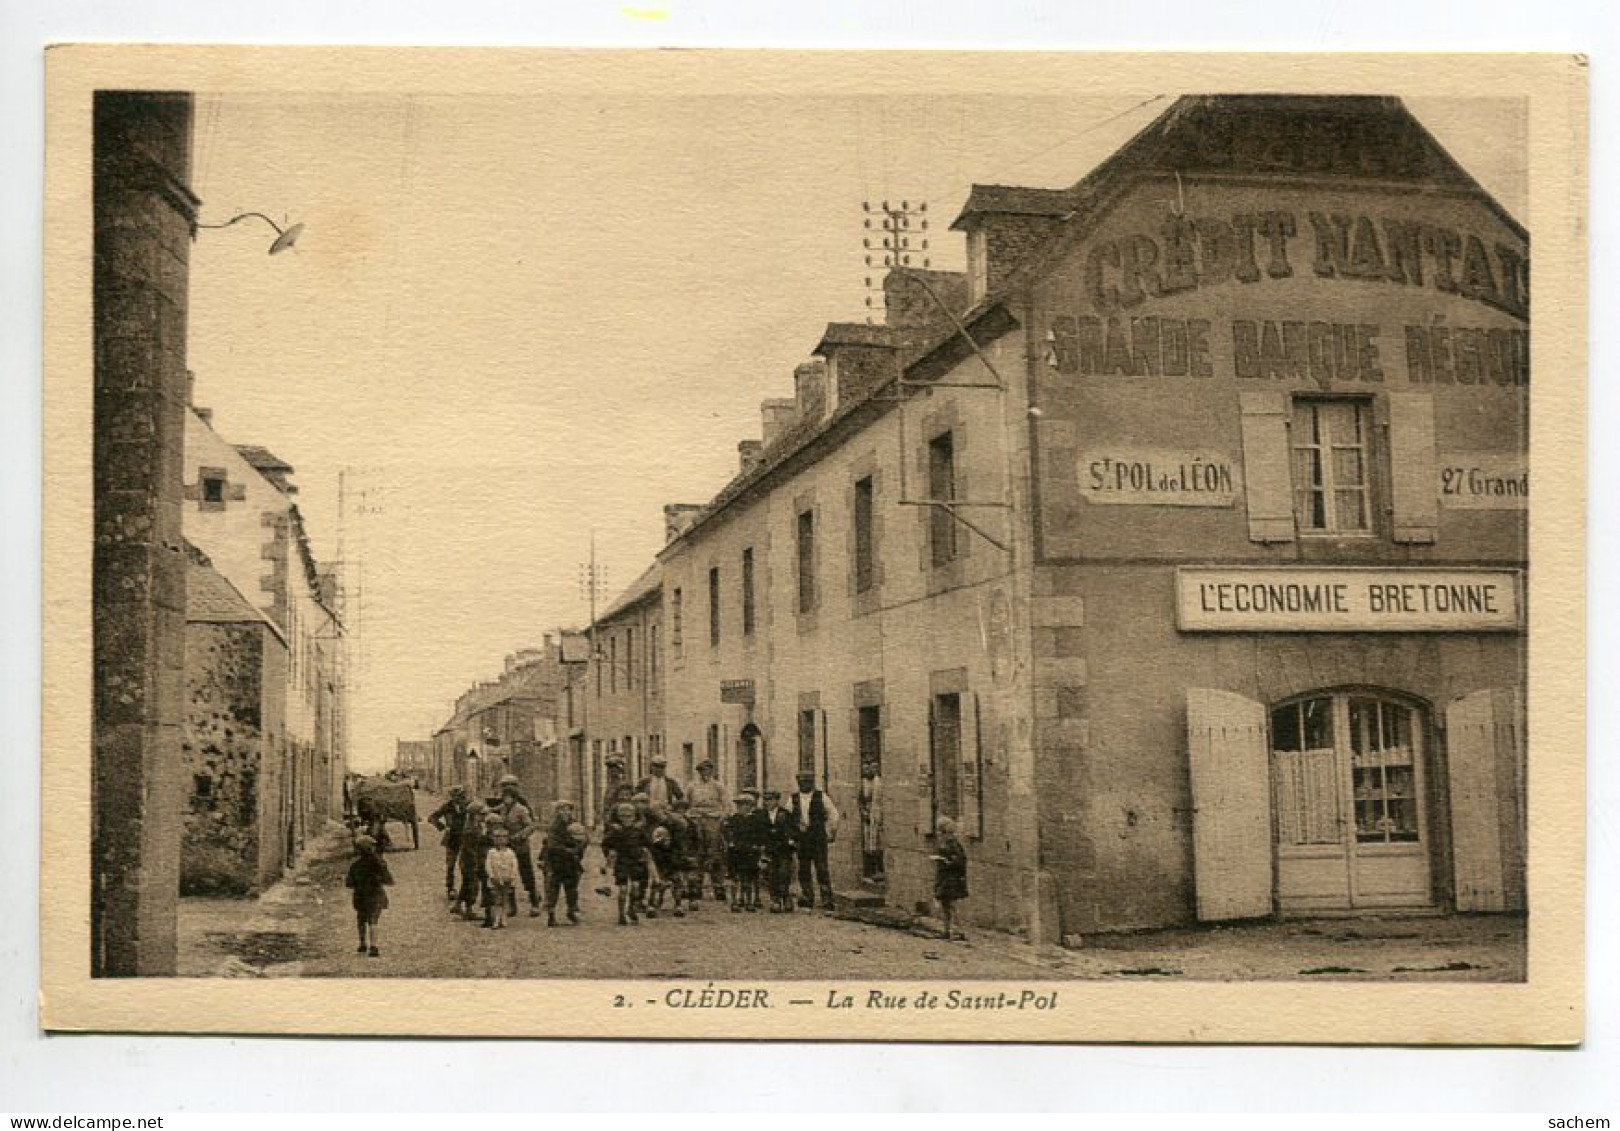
[92,90,196,975]
[180,622,268,895]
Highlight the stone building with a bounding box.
[577,562,665,825]
[180,405,347,890]
[651,95,1527,941]
[434,643,567,805]
[180,546,291,894]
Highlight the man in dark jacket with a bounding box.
[790,772,841,911]
[427,786,470,899]
[635,754,685,813]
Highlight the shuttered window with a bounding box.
[1387,391,1439,544]
[1238,391,1296,542]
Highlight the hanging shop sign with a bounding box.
[1438,451,1528,509]
[720,679,756,705]
[1176,567,1522,632]
[1078,449,1239,506]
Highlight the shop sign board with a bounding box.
[1438,451,1528,509]
[1176,567,1522,632]
[720,679,756,705]
[1078,448,1239,506]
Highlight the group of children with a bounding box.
[343,782,971,955]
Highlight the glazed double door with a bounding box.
[1269,693,1432,912]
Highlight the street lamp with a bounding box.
[195,211,304,255]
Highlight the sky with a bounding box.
[184,91,1527,771]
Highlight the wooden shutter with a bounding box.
[1238,391,1296,542]
[1187,688,1274,920]
[1388,391,1439,544]
[960,694,984,838]
[1445,688,1526,912]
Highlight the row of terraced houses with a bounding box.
[421,95,1530,944]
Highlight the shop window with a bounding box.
[1270,696,1340,845]
[1291,398,1372,534]
[853,476,876,594]
[1348,697,1419,843]
[741,547,756,636]
[928,431,959,566]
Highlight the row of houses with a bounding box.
[422,95,1529,943]
[178,394,348,894]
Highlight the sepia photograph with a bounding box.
[40,47,1586,1042]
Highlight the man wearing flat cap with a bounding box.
[635,753,685,813]
[686,758,728,900]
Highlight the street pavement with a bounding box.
[178,791,1526,982]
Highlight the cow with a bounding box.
[351,777,421,850]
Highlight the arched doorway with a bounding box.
[1270,690,1433,912]
[737,723,763,793]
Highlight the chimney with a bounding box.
[794,358,830,424]
[760,398,796,448]
[738,440,764,476]
[812,323,900,406]
[664,503,707,543]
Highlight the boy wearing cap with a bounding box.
[428,785,470,900]
[497,775,541,917]
[760,789,800,913]
[345,834,393,957]
[602,801,655,925]
[721,792,762,912]
[541,800,587,926]
[452,800,489,920]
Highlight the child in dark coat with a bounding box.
[931,816,969,941]
[601,802,654,926]
[541,800,587,926]
[345,834,394,957]
[721,793,762,912]
[759,790,799,913]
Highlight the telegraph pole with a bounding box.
[861,199,930,324]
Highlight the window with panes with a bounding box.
[1291,398,1372,534]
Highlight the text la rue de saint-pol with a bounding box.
[621,986,1060,1012]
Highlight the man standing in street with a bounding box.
[791,772,841,912]
[685,758,728,900]
[427,785,470,900]
[497,774,542,917]
[636,753,685,815]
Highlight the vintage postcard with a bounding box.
[42,47,1586,1042]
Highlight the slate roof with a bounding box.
[233,445,294,474]
[949,185,1074,229]
[186,555,284,642]
[597,560,663,624]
